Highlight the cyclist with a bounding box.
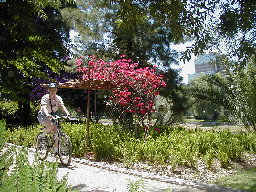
[37,82,70,154]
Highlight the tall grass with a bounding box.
[0,147,76,192]
[5,122,256,170]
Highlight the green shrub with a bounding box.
[119,128,256,169]
[0,120,6,150]
[5,124,41,147]
[62,122,87,157]
[0,147,76,192]
[5,122,256,171]
[90,123,125,161]
[0,100,18,116]
[0,100,19,124]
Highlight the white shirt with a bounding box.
[40,94,64,114]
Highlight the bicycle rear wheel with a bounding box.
[58,132,72,166]
[36,132,49,160]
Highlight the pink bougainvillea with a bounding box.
[76,56,166,117]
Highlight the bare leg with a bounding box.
[39,118,58,153]
[43,123,58,149]
[43,124,56,135]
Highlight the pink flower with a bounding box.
[137,103,144,107]
[76,59,83,66]
[140,109,147,115]
[76,54,167,117]
[154,127,161,132]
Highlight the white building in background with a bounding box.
[188,53,223,83]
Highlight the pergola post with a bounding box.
[86,60,91,149]
[86,88,91,149]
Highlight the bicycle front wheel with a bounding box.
[36,132,49,160]
[58,132,72,166]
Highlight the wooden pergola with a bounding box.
[58,79,115,90]
[41,79,116,149]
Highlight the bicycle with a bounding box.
[36,115,72,166]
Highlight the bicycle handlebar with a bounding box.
[50,115,80,124]
[51,115,71,121]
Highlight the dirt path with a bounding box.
[59,157,241,192]
[20,144,240,192]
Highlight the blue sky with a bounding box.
[172,42,196,84]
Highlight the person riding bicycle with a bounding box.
[37,82,70,154]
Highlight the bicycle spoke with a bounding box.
[36,132,49,160]
[58,133,72,166]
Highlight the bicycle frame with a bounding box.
[48,116,65,147]
[36,115,72,165]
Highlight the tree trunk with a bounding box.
[18,100,32,126]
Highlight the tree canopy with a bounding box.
[189,56,256,130]
[0,0,75,125]
[0,0,75,98]
[63,0,255,65]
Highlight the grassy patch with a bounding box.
[213,167,256,191]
